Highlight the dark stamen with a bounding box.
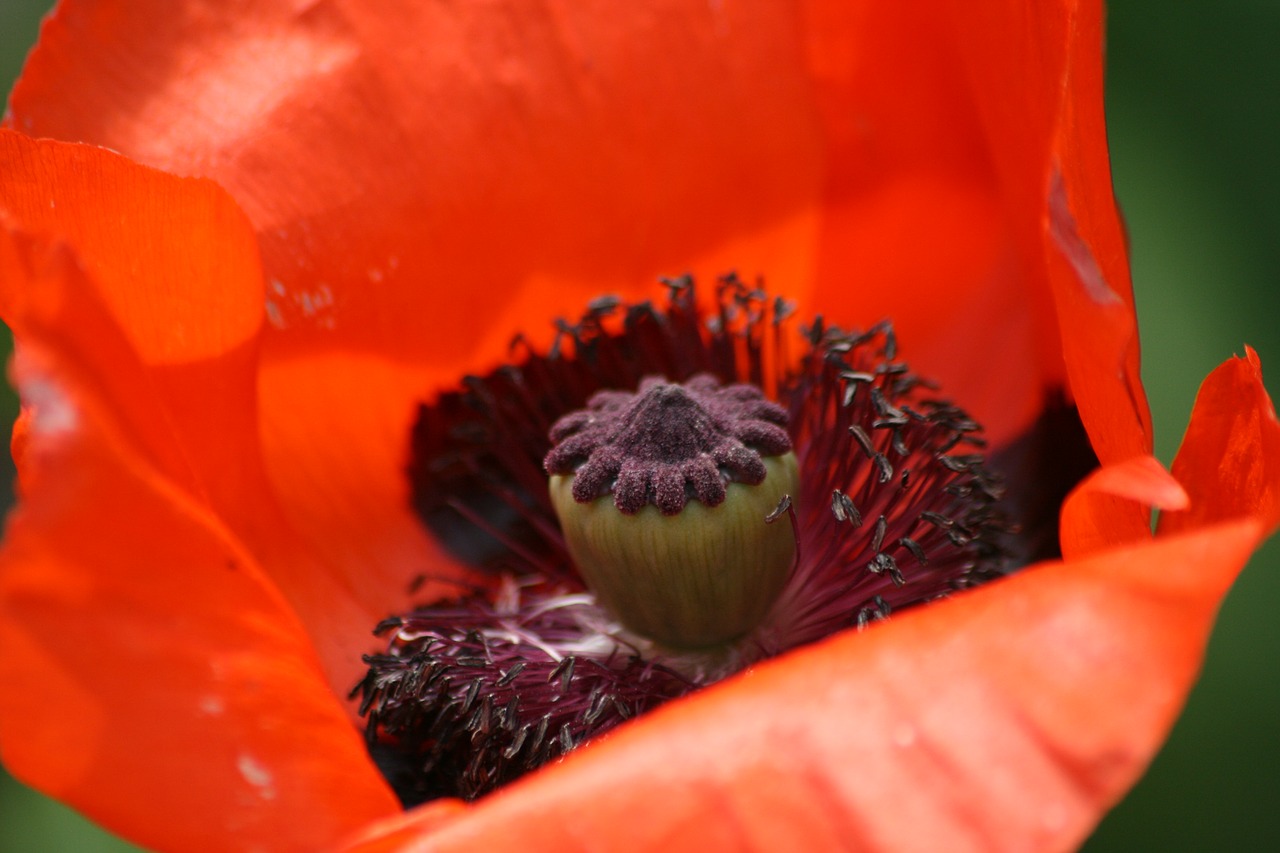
[351,579,693,804]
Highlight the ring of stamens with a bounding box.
[359,274,1010,805]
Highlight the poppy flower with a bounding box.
[0,1,1277,851]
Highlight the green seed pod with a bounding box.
[544,374,800,649]
[549,452,798,649]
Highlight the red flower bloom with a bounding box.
[0,1,1277,851]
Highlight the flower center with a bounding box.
[545,375,800,648]
[353,275,1010,806]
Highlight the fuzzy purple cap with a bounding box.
[543,374,791,515]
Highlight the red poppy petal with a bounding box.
[256,353,472,613]
[941,0,1147,461]
[1160,348,1280,536]
[8,0,825,368]
[0,340,396,851]
[0,130,263,509]
[1040,2,1150,464]
[798,0,1150,457]
[340,802,468,853]
[962,0,1152,461]
[1059,455,1189,558]
[9,3,1101,441]
[801,3,1057,446]
[0,130,390,694]
[341,520,1262,853]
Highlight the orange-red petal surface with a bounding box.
[1162,348,1280,535]
[342,519,1262,853]
[940,0,1151,464]
[802,2,1054,445]
[11,2,1132,434]
[1059,455,1188,559]
[1042,3,1151,465]
[0,130,399,694]
[0,337,396,851]
[0,135,401,844]
[9,0,825,371]
[256,353,472,613]
[0,130,264,513]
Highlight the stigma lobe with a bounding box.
[544,374,791,515]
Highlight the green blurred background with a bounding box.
[1,1,1277,850]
